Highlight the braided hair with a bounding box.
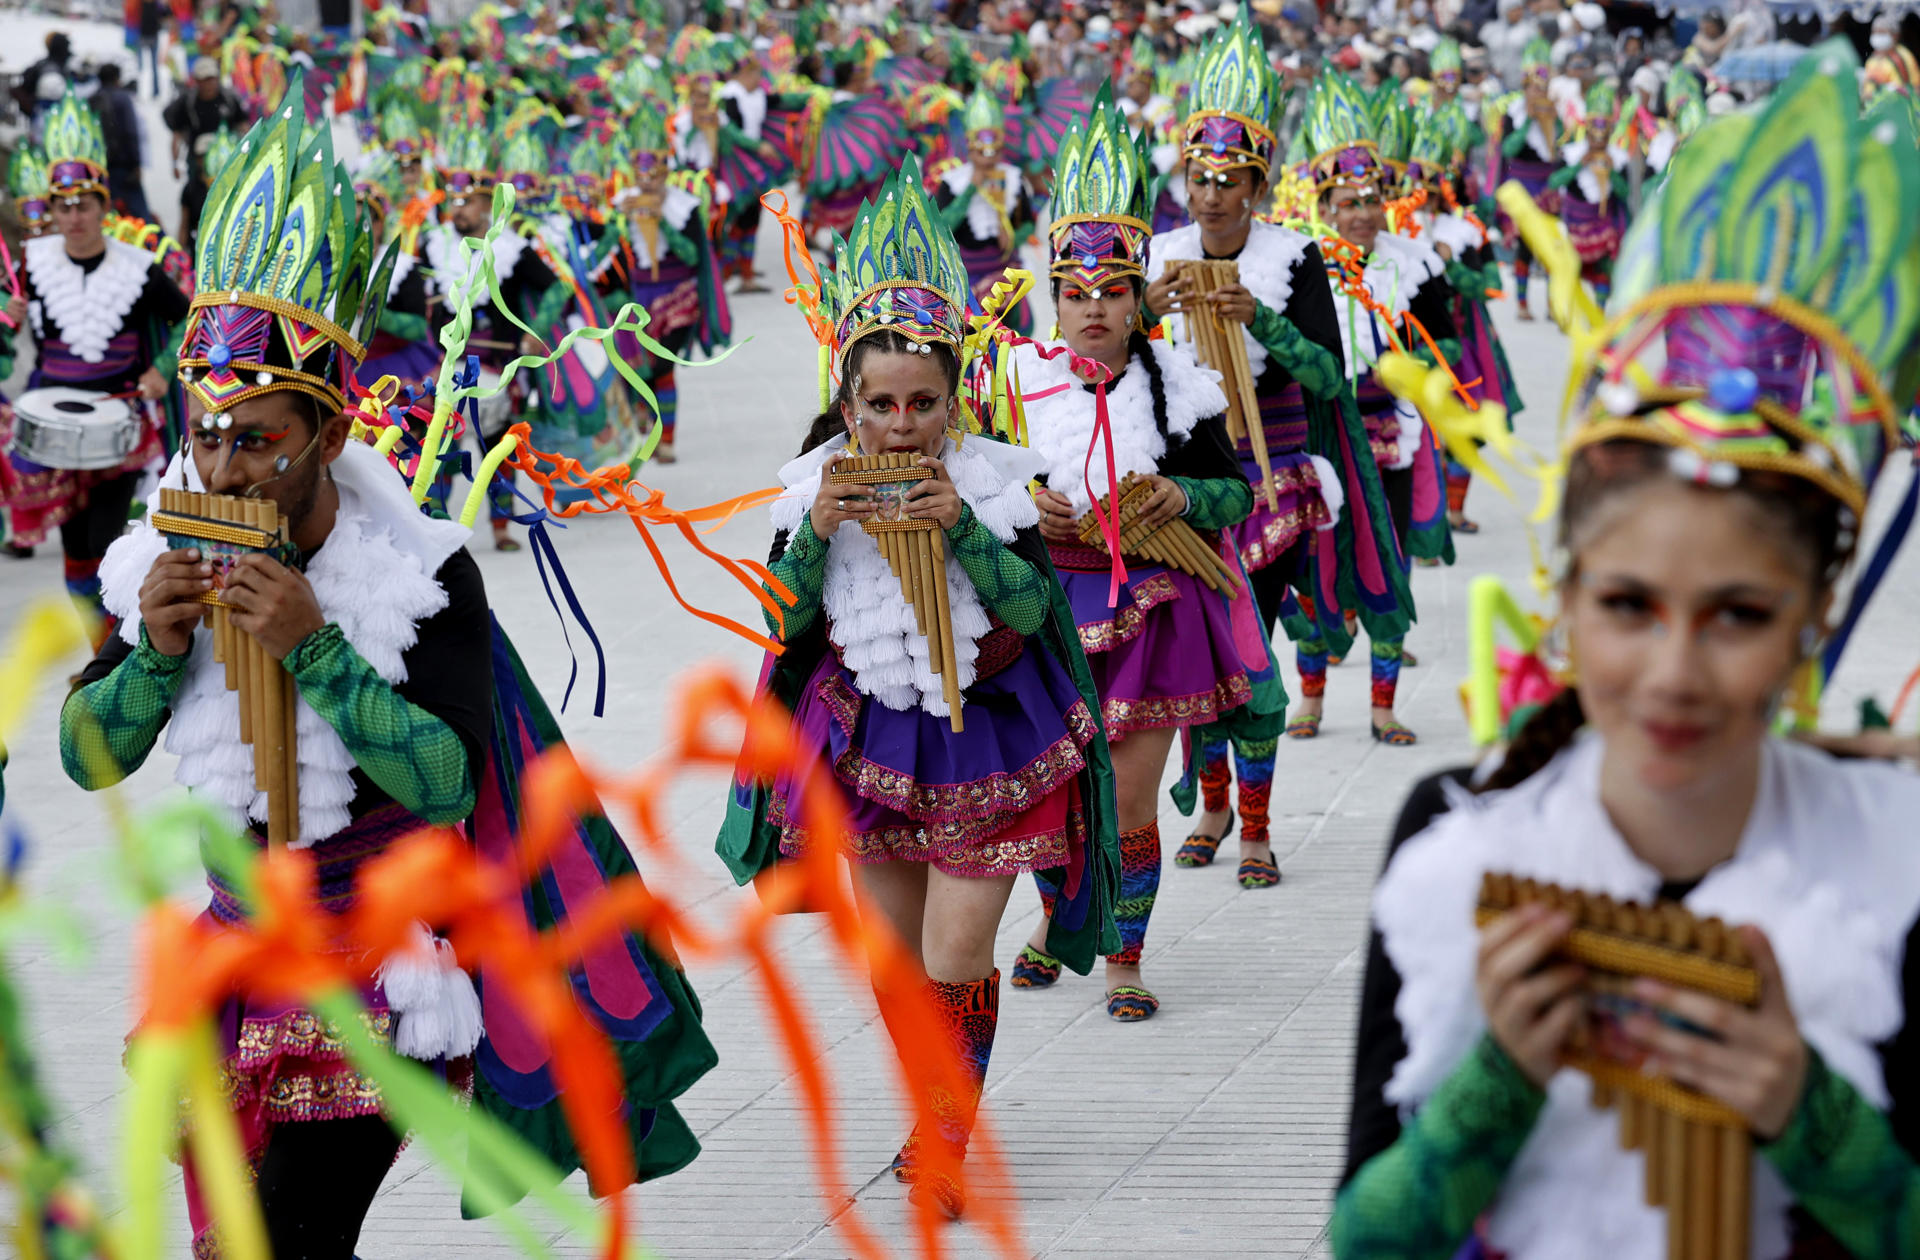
[1127,328,1174,441]
[1474,438,1851,793]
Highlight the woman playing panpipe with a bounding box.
[1334,52,1920,1258]
[718,157,1120,1221]
[1144,4,1413,887]
[1006,83,1276,1023]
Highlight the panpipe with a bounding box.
[1075,472,1242,594]
[1166,258,1277,512]
[827,452,964,733]
[150,489,303,848]
[1476,874,1759,1260]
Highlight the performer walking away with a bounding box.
[1007,84,1273,1021]
[930,89,1036,335]
[0,93,187,636]
[424,126,566,548]
[1294,69,1458,745]
[63,90,713,1258]
[719,157,1119,1220]
[1146,5,1410,884]
[1547,83,1628,307]
[1335,54,1920,1257]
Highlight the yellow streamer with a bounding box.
[183,1020,269,1260]
[0,600,88,745]
[461,433,522,527]
[1466,575,1546,746]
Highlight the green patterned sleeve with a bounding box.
[378,307,431,343]
[1761,1048,1920,1259]
[1171,476,1253,532]
[1330,1035,1547,1260]
[766,516,830,640]
[59,629,189,789]
[947,505,1050,636]
[284,624,475,824]
[1251,302,1346,401]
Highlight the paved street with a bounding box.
[5,88,1920,1253]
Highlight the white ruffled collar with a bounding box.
[770,433,1042,717]
[1015,339,1225,516]
[423,224,529,311]
[940,161,1024,246]
[1374,735,1920,1259]
[24,234,152,363]
[1148,219,1312,380]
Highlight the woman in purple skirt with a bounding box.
[1005,84,1279,1023]
[718,157,1120,1221]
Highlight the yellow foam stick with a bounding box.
[0,600,88,745]
[1376,352,1514,496]
[373,423,407,458]
[1467,574,1546,746]
[182,1020,269,1259]
[460,433,521,528]
[408,396,455,506]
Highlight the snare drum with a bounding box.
[9,388,143,471]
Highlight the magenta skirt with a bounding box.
[1049,539,1259,740]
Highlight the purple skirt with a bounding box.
[770,625,1097,878]
[1049,540,1257,739]
[1229,383,1331,573]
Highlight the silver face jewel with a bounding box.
[217,413,233,431]
[255,371,274,386]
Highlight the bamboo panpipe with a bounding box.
[1475,874,1760,1260]
[151,489,301,848]
[827,452,964,732]
[1168,258,1277,513]
[1076,473,1243,594]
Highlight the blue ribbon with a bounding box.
[1822,454,1919,680]
[509,489,606,718]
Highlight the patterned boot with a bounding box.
[1105,822,1162,1022]
[903,970,1001,1219]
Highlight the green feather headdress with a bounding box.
[1049,81,1153,288]
[1521,36,1551,80]
[379,97,427,161]
[1370,87,1414,173]
[7,146,50,230]
[627,107,671,166]
[1405,116,1453,188]
[42,91,107,200]
[819,154,971,366]
[499,125,550,203]
[180,80,397,417]
[1430,36,1462,79]
[438,125,496,202]
[202,128,242,188]
[353,148,401,223]
[962,87,1005,141]
[1306,69,1385,191]
[1577,41,1920,521]
[1183,1,1281,175]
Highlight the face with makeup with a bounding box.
[1563,477,1831,798]
[839,347,956,457]
[189,392,351,549]
[53,192,108,258]
[1184,161,1264,241]
[1055,273,1136,370]
[1323,184,1385,255]
[447,190,490,236]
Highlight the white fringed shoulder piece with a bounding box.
[940,161,1024,245]
[1148,219,1312,381]
[1016,339,1227,516]
[24,234,152,363]
[771,433,1042,716]
[1372,735,1920,1260]
[385,249,418,300]
[424,225,529,311]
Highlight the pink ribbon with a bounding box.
[1497,647,1563,726]
[0,235,20,329]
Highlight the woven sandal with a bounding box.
[1106,985,1160,1022]
[1414,555,1441,568]
[1237,853,1282,889]
[910,1168,966,1220]
[1450,517,1481,534]
[1174,808,1234,868]
[890,1130,922,1184]
[1372,719,1418,746]
[1401,649,1419,668]
[1010,944,1062,989]
[1285,713,1322,740]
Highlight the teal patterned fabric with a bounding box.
[764,515,830,639]
[1762,1050,1920,1258]
[1330,1035,1544,1259]
[59,628,189,787]
[285,624,476,824]
[1171,474,1253,532]
[1251,302,1346,400]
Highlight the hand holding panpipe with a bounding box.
[1475,874,1758,1260]
[826,452,964,733]
[151,489,302,848]
[1167,258,1277,512]
[1075,473,1242,594]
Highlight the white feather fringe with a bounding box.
[377,920,484,1061]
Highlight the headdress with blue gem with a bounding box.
[1306,69,1385,192]
[1048,81,1153,291]
[178,79,396,417]
[42,91,108,202]
[8,146,50,233]
[962,87,1006,144]
[1181,1,1281,177]
[438,124,496,204]
[820,154,971,366]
